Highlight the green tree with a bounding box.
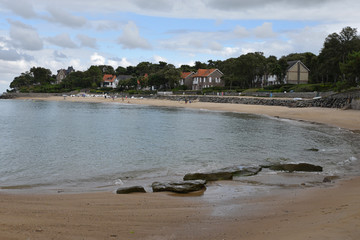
[115,66,127,76]
[340,51,360,86]
[318,27,360,83]
[97,65,115,75]
[148,73,165,89]
[9,72,33,89]
[194,61,208,69]
[30,67,53,85]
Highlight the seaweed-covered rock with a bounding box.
[152,180,206,193]
[116,186,146,194]
[183,166,262,181]
[323,176,340,183]
[262,163,323,172]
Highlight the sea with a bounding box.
[0,99,359,193]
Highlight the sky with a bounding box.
[1,0,360,93]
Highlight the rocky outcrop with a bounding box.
[183,166,262,181]
[116,186,146,194]
[262,163,323,172]
[151,180,206,193]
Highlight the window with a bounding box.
[209,77,212,83]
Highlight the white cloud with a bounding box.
[234,26,250,38]
[108,57,132,68]
[54,50,67,59]
[45,6,87,28]
[132,0,174,12]
[0,58,34,92]
[8,20,43,51]
[2,0,38,18]
[90,52,106,65]
[153,55,167,63]
[77,34,97,48]
[209,41,224,51]
[0,49,34,61]
[47,34,78,48]
[253,22,277,39]
[117,21,152,49]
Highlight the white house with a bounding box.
[101,74,118,88]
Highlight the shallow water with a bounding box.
[0,99,359,193]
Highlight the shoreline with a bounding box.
[1,96,360,239]
[16,95,360,131]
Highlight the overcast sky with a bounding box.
[1,0,360,92]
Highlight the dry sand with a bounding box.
[1,95,360,239]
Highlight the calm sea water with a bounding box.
[0,99,359,193]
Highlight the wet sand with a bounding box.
[1,95,359,239]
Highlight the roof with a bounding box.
[117,75,133,81]
[287,60,310,72]
[193,69,223,77]
[181,72,194,79]
[102,74,117,82]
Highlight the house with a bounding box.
[285,60,309,84]
[254,60,310,87]
[180,72,195,89]
[191,69,224,90]
[56,66,75,84]
[254,74,278,88]
[101,74,118,88]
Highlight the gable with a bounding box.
[181,72,194,79]
[287,60,310,72]
[103,74,116,82]
[194,69,223,77]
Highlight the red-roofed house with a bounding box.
[101,74,118,88]
[192,69,224,90]
[180,72,195,89]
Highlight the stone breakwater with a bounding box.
[156,90,360,109]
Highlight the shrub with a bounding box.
[242,88,260,93]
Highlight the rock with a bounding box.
[323,176,340,183]
[151,180,206,193]
[183,166,262,181]
[116,186,146,194]
[262,163,323,172]
[306,148,319,152]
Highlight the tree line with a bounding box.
[9,26,360,93]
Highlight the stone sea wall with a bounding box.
[156,90,360,109]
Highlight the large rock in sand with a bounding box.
[183,166,262,181]
[152,180,206,193]
[262,163,323,172]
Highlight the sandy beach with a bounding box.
[1,95,360,239]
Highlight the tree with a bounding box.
[30,67,53,85]
[84,66,103,87]
[97,65,115,75]
[115,66,127,76]
[179,64,193,72]
[148,73,164,89]
[135,62,153,76]
[163,64,181,89]
[318,27,360,83]
[9,72,33,89]
[194,61,208,69]
[340,51,360,86]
